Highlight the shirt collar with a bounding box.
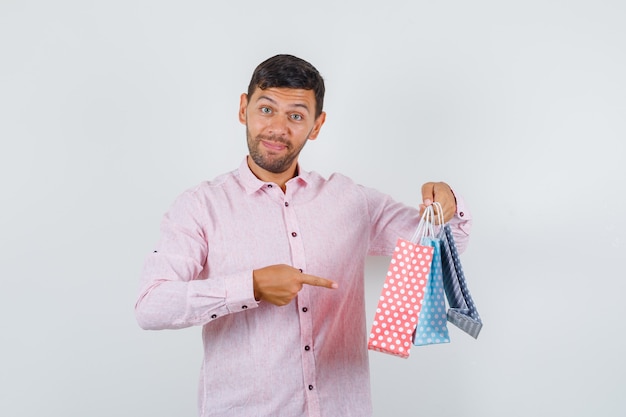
[238,156,310,195]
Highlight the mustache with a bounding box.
[256,134,289,146]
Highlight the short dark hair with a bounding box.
[247,54,325,118]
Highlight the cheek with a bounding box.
[250,115,272,128]
[244,116,264,133]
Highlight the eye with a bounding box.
[260,106,272,114]
[290,113,303,121]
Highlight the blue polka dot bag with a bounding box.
[411,205,450,346]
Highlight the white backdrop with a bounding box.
[1,1,625,416]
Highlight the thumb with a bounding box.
[421,182,435,206]
[301,273,339,289]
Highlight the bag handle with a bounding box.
[409,205,435,243]
[409,202,446,244]
[432,202,446,239]
[433,202,445,227]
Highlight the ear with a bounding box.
[307,111,326,140]
[238,93,248,125]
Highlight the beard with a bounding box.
[246,128,308,174]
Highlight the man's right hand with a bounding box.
[252,264,338,306]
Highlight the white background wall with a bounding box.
[1,1,625,416]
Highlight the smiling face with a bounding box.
[239,87,326,181]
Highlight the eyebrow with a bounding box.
[256,95,311,113]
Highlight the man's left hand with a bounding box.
[420,181,457,224]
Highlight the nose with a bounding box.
[267,115,289,137]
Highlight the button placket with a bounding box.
[283,195,300,240]
[282,191,319,412]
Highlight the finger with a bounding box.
[432,182,456,223]
[421,182,435,206]
[432,182,449,201]
[300,273,338,289]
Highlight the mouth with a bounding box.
[261,140,288,151]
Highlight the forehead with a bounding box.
[250,87,316,110]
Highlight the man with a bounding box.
[135,54,472,417]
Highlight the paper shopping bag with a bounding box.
[368,238,434,358]
[412,235,450,346]
[440,224,483,338]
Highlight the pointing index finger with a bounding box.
[300,273,338,289]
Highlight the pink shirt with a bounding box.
[136,158,472,417]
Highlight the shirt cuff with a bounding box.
[447,192,472,253]
[453,194,472,224]
[224,270,259,313]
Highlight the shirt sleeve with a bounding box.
[135,189,259,330]
[446,193,472,254]
[364,186,473,256]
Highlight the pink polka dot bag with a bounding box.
[367,206,439,358]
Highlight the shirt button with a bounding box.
[241,305,248,309]
[267,184,273,188]
[291,232,297,237]
[304,345,310,351]
[308,385,314,390]
[211,314,217,319]
[285,202,289,207]
[459,212,464,217]
[302,307,308,313]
